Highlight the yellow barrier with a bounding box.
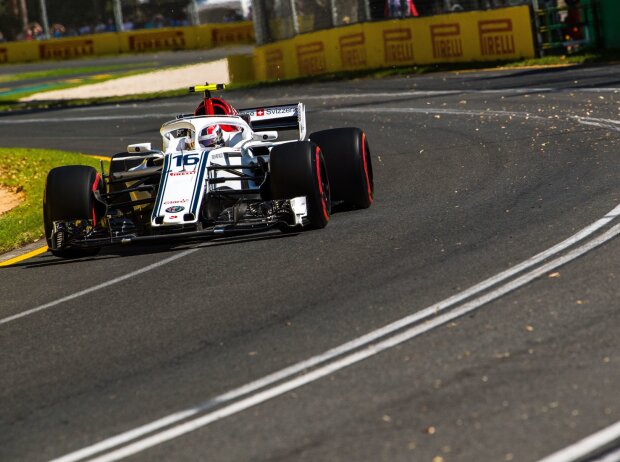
[0,22,254,64]
[227,54,255,84]
[253,6,535,81]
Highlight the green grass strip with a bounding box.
[0,62,158,84]
[0,148,108,253]
[0,69,158,101]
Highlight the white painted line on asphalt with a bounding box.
[0,114,173,124]
[330,106,546,120]
[52,222,620,462]
[575,116,620,125]
[46,89,607,113]
[258,88,620,101]
[538,420,620,462]
[3,89,617,124]
[49,412,200,462]
[592,447,620,462]
[0,105,545,125]
[574,88,620,93]
[1,95,610,460]
[573,116,620,132]
[0,107,535,125]
[11,86,620,115]
[318,89,555,97]
[0,248,198,326]
[45,203,620,461]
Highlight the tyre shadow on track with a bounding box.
[12,231,300,269]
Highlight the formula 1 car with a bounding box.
[43,84,374,258]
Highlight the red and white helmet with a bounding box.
[199,124,223,148]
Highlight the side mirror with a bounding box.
[252,131,278,142]
[127,143,152,153]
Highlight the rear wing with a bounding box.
[238,103,306,141]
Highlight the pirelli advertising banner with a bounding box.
[0,35,118,63]
[118,23,254,53]
[254,6,535,81]
[0,22,254,64]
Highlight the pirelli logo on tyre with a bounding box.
[265,49,285,80]
[297,42,326,76]
[211,26,253,46]
[339,32,367,69]
[430,23,463,59]
[129,31,185,52]
[0,48,7,63]
[479,19,515,56]
[39,40,94,60]
[383,28,414,64]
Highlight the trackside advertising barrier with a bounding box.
[253,6,535,81]
[0,22,254,64]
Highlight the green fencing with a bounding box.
[598,0,620,49]
[536,0,598,53]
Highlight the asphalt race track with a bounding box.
[1,64,620,461]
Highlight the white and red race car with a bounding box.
[43,84,374,258]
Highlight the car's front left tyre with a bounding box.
[269,141,331,229]
[43,165,103,258]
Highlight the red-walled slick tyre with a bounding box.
[309,127,373,209]
[269,141,331,229]
[43,165,103,258]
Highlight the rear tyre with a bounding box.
[269,141,331,229]
[309,127,373,209]
[43,165,103,258]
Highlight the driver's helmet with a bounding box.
[199,124,224,148]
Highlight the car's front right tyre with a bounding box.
[309,127,374,209]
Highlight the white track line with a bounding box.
[52,222,620,462]
[290,88,619,101]
[592,448,620,462]
[573,116,620,133]
[0,248,198,326]
[47,203,620,461]
[330,106,546,119]
[56,87,619,113]
[538,420,620,462]
[0,114,173,124]
[574,117,620,126]
[5,86,620,120]
[0,99,611,459]
[0,107,538,125]
[49,208,620,462]
[1,104,604,329]
[2,96,616,126]
[250,88,620,101]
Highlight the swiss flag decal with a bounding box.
[256,108,265,116]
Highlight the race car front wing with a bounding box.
[48,197,308,251]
